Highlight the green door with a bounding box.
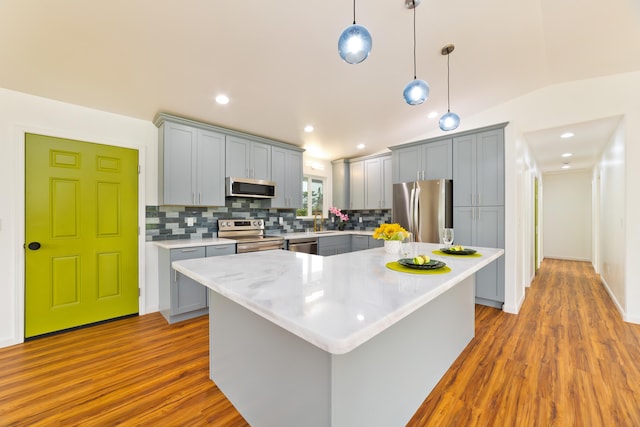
[25,134,139,338]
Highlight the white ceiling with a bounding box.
[1,0,639,171]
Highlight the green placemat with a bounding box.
[432,250,483,258]
[386,262,451,275]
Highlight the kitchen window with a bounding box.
[297,175,325,218]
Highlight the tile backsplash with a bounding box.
[146,198,391,241]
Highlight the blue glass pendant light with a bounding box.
[439,44,460,131]
[338,0,372,64]
[403,0,429,105]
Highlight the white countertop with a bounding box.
[153,237,237,249]
[172,243,504,355]
[153,230,375,248]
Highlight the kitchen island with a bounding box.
[173,243,503,427]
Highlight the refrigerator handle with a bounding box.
[409,186,416,237]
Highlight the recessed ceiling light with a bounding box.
[304,125,314,133]
[427,111,438,119]
[357,144,365,149]
[215,95,229,105]
[561,132,575,139]
[561,153,573,157]
[562,164,571,169]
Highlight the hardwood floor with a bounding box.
[1,258,639,426]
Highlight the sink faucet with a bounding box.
[313,213,323,232]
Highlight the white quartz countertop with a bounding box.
[153,237,237,249]
[153,230,375,248]
[172,243,504,355]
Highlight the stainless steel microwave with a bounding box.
[225,177,276,199]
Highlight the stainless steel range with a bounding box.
[217,219,285,253]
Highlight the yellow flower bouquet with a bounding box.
[373,223,409,241]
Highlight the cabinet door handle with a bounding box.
[416,171,420,180]
[478,193,481,205]
[198,192,201,204]
[477,207,481,221]
[180,248,199,252]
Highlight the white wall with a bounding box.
[0,88,157,348]
[542,170,592,261]
[596,119,627,316]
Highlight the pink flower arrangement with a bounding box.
[329,207,349,222]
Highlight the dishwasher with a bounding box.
[287,237,318,254]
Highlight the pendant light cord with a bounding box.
[412,6,417,79]
[446,52,451,112]
[352,0,356,24]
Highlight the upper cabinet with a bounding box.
[155,113,304,207]
[157,120,225,206]
[364,155,392,209]
[391,139,452,183]
[271,146,303,209]
[333,154,392,210]
[331,159,349,209]
[452,129,504,207]
[225,136,271,181]
[349,160,365,210]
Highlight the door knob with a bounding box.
[27,242,41,250]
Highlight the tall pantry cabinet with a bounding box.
[452,127,505,308]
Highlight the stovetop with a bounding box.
[217,218,283,242]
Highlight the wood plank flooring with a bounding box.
[1,258,639,426]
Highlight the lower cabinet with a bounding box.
[351,235,384,252]
[319,234,382,255]
[453,206,504,307]
[318,235,352,256]
[159,243,236,323]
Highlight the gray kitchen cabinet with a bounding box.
[369,236,384,248]
[453,206,505,307]
[159,247,208,324]
[226,135,271,181]
[318,235,351,256]
[271,146,303,208]
[159,243,236,324]
[351,235,369,252]
[453,129,504,207]
[332,160,350,210]
[452,126,505,308]
[350,235,383,251]
[349,160,365,210]
[157,120,225,206]
[364,155,393,209]
[391,139,452,183]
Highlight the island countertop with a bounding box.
[172,243,504,355]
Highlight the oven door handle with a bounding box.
[236,240,284,253]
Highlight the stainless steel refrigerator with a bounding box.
[392,179,453,243]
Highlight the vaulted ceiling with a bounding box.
[1,0,639,171]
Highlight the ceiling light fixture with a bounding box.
[215,94,229,105]
[561,152,573,158]
[402,0,429,105]
[562,164,571,169]
[338,0,372,64]
[357,143,366,149]
[439,44,460,131]
[428,111,438,119]
[561,132,575,139]
[304,125,314,133]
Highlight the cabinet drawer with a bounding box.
[206,244,236,257]
[170,247,206,261]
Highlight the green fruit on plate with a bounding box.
[412,254,430,264]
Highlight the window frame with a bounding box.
[296,174,327,219]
